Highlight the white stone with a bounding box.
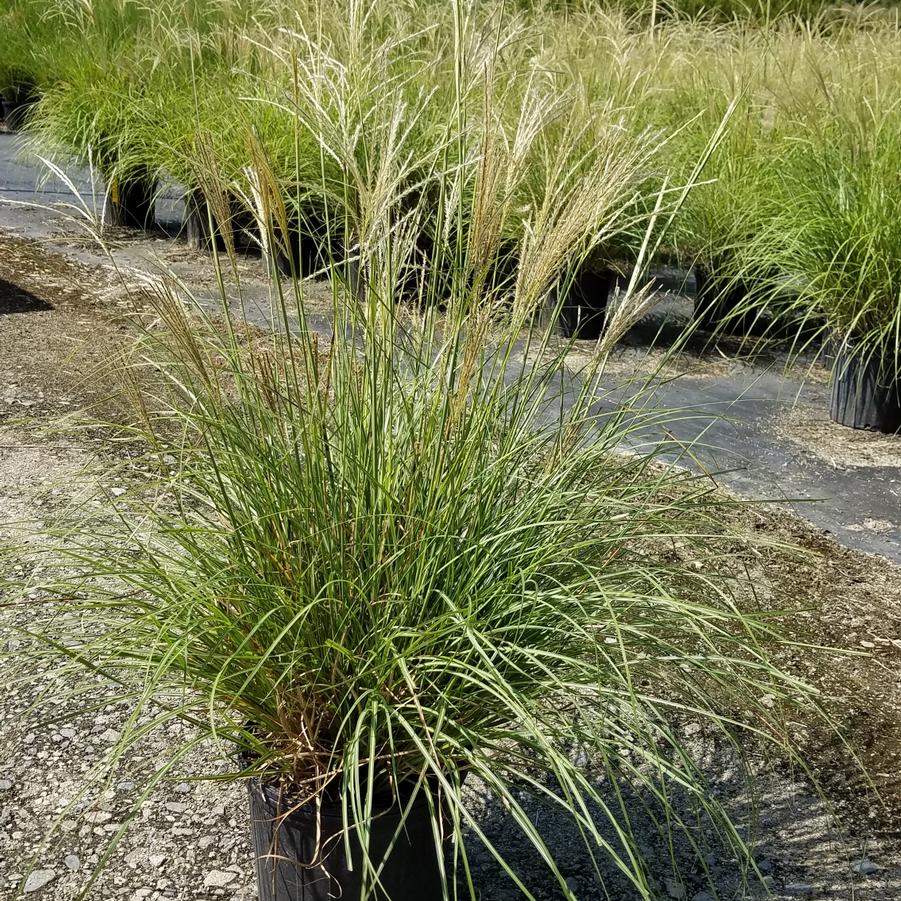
[852,859,881,876]
[23,870,57,894]
[203,870,237,888]
[84,811,112,824]
[63,855,80,871]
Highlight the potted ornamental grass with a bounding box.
[776,100,901,432]
[668,104,789,339]
[0,1,52,130]
[11,196,824,901]
[8,11,827,900]
[17,0,174,222]
[22,0,259,234]
[14,195,826,901]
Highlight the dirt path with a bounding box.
[0,231,899,899]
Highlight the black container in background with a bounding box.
[104,174,157,230]
[232,202,261,254]
[692,266,749,333]
[557,267,615,340]
[184,192,260,252]
[1,97,34,130]
[830,343,901,433]
[185,191,211,249]
[273,227,325,278]
[272,213,342,280]
[247,776,445,901]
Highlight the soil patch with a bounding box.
[0,234,145,423]
[774,405,901,469]
[711,503,901,842]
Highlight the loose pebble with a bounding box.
[204,870,237,888]
[83,811,112,825]
[63,855,80,871]
[852,859,881,876]
[785,883,815,897]
[23,869,57,894]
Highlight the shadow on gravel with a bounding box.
[459,741,901,900]
[0,277,52,314]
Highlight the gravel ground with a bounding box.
[1,228,900,900]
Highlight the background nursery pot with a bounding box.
[272,214,333,278]
[247,773,447,901]
[185,191,259,252]
[692,265,755,334]
[556,266,616,339]
[104,172,158,230]
[1,86,37,131]
[830,342,901,433]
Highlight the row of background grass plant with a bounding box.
[2,0,901,374]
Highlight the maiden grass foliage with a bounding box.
[766,95,901,374]
[7,24,828,894]
[16,161,824,899]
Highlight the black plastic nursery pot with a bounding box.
[247,775,447,901]
[232,202,261,254]
[104,173,158,230]
[1,84,37,131]
[557,266,615,340]
[830,342,901,433]
[185,191,223,251]
[185,191,256,252]
[272,216,334,279]
[692,266,754,334]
